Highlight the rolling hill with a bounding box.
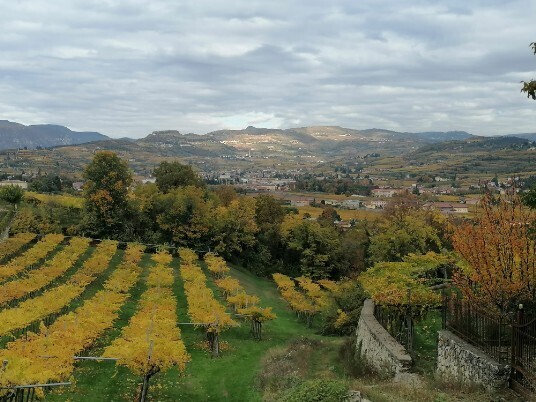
[136,126,478,159]
[0,120,109,150]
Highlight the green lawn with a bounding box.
[412,310,442,375]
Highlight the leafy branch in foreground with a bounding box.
[521,41,536,100]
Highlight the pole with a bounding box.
[407,287,413,353]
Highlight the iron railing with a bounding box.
[511,310,536,397]
[373,303,414,352]
[444,293,511,364]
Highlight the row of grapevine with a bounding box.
[178,248,236,357]
[0,237,91,306]
[315,279,350,328]
[25,192,84,209]
[104,250,189,401]
[205,252,230,279]
[0,243,145,395]
[206,253,275,340]
[295,276,329,308]
[0,233,64,282]
[0,240,118,337]
[273,274,350,328]
[273,273,320,326]
[0,233,36,262]
[317,279,340,293]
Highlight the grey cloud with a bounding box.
[0,0,534,137]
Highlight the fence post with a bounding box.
[406,287,413,354]
[441,286,447,330]
[516,304,524,361]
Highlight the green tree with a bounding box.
[0,185,24,210]
[281,216,343,279]
[155,186,213,248]
[154,161,203,193]
[340,225,369,275]
[521,42,536,100]
[28,175,69,193]
[212,197,258,259]
[317,206,341,227]
[522,187,536,210]
[368,210,442,264]
[214,185,237,207]
[82,151,133,238]
[128,183,162,243]
[246,195,286,275]
[254,194,285,230]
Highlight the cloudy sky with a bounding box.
[1,0,535,138]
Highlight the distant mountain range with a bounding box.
[0,120,109,150]
[128,126,480,159]
[410,135,535,157]
[2,120,536,161]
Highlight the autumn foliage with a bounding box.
[104,249,189,399]
[451,194,536,316]
[0,243,144,391]
[0,233,36,262]
[179,248,237,356]
[0,239,118,337]
[206,253,275,340]
[0,236,90,305]
[273,273,321,326]
[0,233,64,282]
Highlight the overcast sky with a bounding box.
[1,1,535,138]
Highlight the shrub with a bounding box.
[319,280,366,335]
[281,379,349,402]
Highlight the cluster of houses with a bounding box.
[288,197,470,214]
[0,180,28,189]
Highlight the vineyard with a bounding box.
[0,234,331,401]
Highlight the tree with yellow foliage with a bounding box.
[451,193,536,316]
[179,248,236,357]
[104,250,189,401]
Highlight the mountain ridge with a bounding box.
[0,120,109,150]
[4,120,536,160]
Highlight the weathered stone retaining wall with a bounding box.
[436,330,510,392]
[355,299,412,376]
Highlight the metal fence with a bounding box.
[444,293,511,364]
[373,303,414,353]
[511,310,536,396]
[443,292,536,397]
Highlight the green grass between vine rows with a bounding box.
[46,256,328,401]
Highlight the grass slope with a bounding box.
[46,256,324,401]
[10,252,524,401]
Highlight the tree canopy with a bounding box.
[82,151,133,238]
[154,161,203,193]
[281,215,343,279]
[451,193,536,316]
[0,185,24,209]
[368,209,442,264]
[521,42,536,100]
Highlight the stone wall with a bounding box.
[436,330,510,391]
[355,299,412,376]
